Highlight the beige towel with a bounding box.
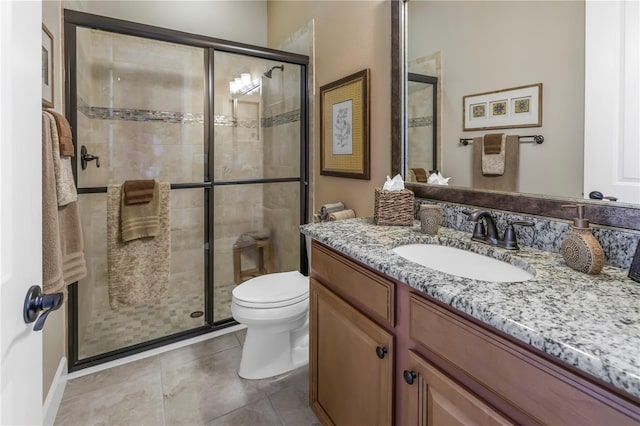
[45,109,75,156]
[123,179,155,205]
[328,209,356,221]
[58,202,87,286]
[43,111,77,206]
[320,202,345,220]
[107,183,171,309]
[472,135,519,192]
[411,168,428,182]
[42,113,64,293]
[482,133,506,176]
[120,180,160,243]
[42,112,86,292]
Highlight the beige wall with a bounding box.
[268,1,391,217]
[408,1,585,198]
[63,0,268,47]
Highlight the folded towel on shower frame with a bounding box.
[123,179,155,205]
[107,182,171,309]
[120,180,160,242]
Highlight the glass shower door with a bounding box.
[74,27,208,359]
[212,51,305,322]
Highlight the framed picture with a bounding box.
[42,24,54,108]
[320,69,370,179]
[463,83,542,131]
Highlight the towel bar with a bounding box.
[459,135,544,146]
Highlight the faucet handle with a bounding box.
[502,221,534,250]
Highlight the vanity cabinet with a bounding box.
[309,242,395,425]
[404,350,512,426]
[310,279,393,425]
[309,241,640,425]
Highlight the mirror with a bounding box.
[406,0,583,198]
[397,0,639,206]
[407,72,438,181]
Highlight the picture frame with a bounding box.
[42,24,54,108]
[463,83,542,131]
[320,69,370,179]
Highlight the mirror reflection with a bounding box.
[403,0,640,204]
[405,1,638,204]
[407,73,438,182]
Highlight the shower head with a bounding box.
[263,64,284,79]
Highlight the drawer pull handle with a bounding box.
[375,346,388,359]
[403,370,417,385]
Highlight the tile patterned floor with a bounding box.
[57,329,320,426]
[79,284,235,359]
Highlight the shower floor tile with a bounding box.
[57,330,319,426]
[79,283,236,359]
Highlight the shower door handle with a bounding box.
[81,145,100,170]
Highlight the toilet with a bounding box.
[231,269,310,380]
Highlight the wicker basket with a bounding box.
[373,188,415,226]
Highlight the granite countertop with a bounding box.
[301,218,640,400]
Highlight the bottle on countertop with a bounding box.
[560,204,604,274]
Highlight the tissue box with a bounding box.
[374,188,415,226]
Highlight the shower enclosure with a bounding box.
[64,10,308,370]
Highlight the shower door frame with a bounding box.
[64,10,309,372]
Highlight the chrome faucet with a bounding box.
[465,210,534,250]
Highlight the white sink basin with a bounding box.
[392,244,533,282]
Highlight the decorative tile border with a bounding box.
[78,97,204,124]
[408,116,433,128]
[78,97,300,129]
[262,109,300,128]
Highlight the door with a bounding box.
[70,25,208,361]
[0,1,43,424]
[584,0,640,204]
[404,351,512,426]
[310,279,393,426]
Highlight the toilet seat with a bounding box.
[232,271,309,309]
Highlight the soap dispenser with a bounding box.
[560,204,604,274]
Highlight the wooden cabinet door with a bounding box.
[310,278,393,426]
[404,350,513,426]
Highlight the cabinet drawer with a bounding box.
[311,241,394,326]
[409,294,639,425]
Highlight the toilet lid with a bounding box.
[232,271,309,308]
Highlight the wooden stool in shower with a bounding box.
[233,238,273,284]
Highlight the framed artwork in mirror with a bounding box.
[463,83,542,131]
[320,69,370,179]
[42,24,54,108]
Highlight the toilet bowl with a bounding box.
[231,270,310,379]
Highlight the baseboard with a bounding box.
[43,357,67,426]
